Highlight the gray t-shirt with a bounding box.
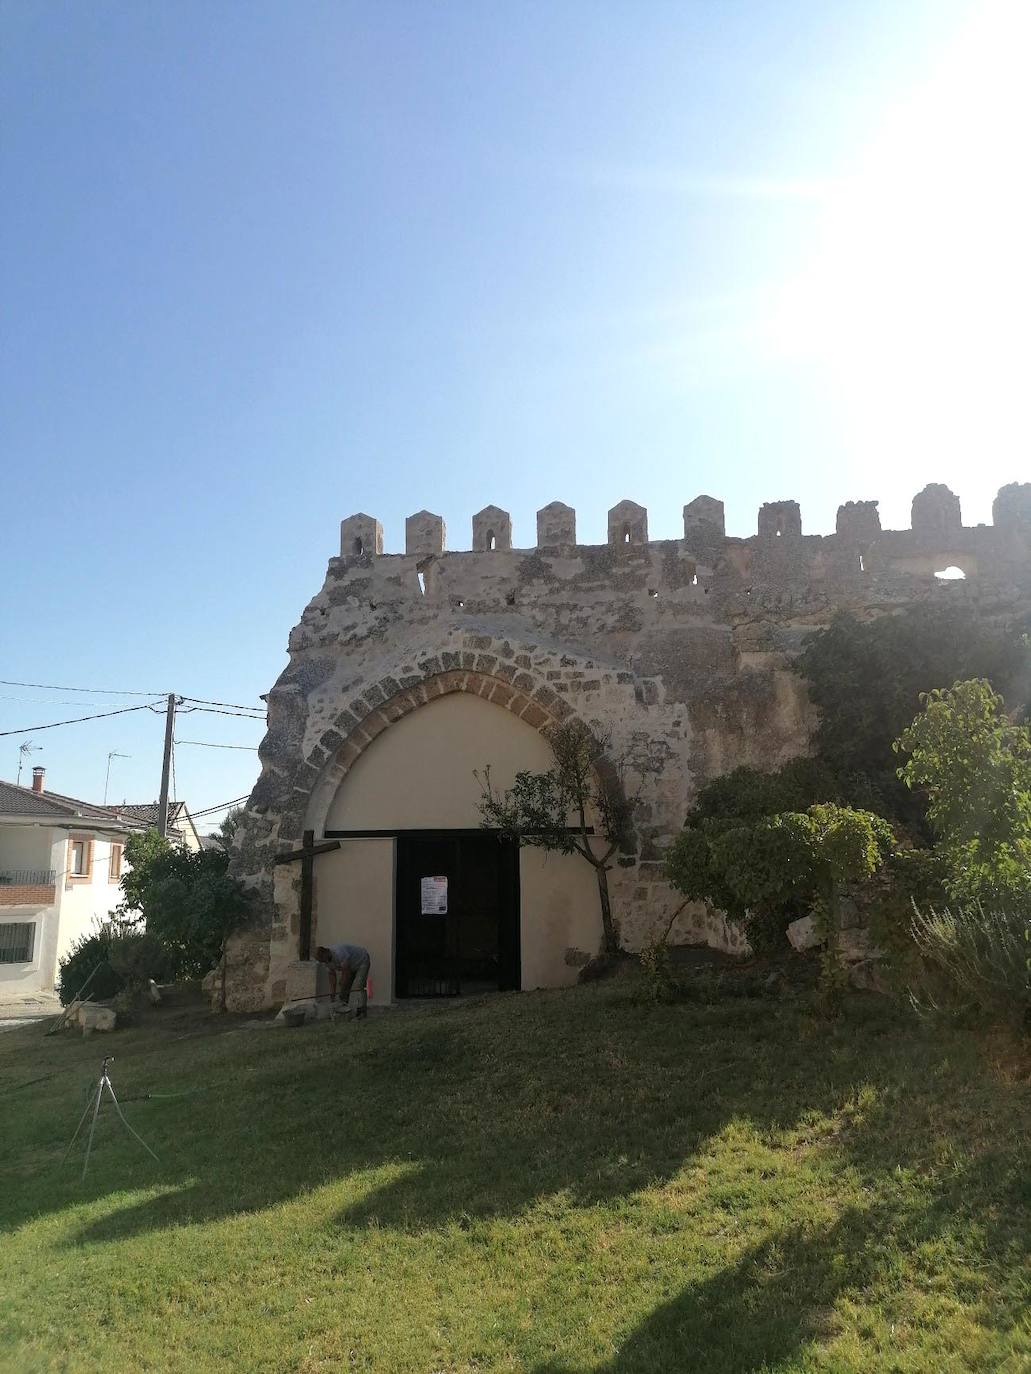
[329,942,369,969]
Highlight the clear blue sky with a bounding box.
[2,1,1028,824]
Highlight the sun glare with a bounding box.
[769,1,1031,491]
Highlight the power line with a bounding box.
[190,794,251,819]
[184,706,266,721]
[1,680,266,711]
[0,678,163,697]
[0,703,161,738]
[181,695,266,712]
[174,739,259,751]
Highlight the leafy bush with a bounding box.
[57,923,170,1006]
[57,923,122,1005]
[117,830,252,979]
[895,679,1031,909]
[666,794,893,960]
[910,902,1031,1028]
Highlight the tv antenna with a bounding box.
[61,1056,159,1182]
[16,741,41,786]
[103,751,131,805]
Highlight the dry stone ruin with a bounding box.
[224,481,1031,1011]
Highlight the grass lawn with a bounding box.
[1,974,1029,1373]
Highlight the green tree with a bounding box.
[214,806,244,852]
[797,607,1028,824]
[895,678,1031,907]
[116,828,252,979]
[478,720,636,955]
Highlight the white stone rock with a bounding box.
[786,916,821,951]
[79,1004,116,1033]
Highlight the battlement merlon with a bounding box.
[337,483,1031,557]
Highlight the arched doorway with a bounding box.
[312,691,597,1002]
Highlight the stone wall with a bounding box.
[224,483,1031,1010]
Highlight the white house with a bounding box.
[0,768,146,995]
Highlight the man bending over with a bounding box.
[315,943,371,1018]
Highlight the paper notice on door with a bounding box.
[420,875,448,914]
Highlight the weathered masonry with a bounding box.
[224,482,1031,1011]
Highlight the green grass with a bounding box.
[1,977,1029,1373]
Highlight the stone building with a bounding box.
[224,482,1031,1011]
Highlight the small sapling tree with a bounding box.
[478,720,636,954]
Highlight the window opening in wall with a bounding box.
[691,574,698,586]
[775,528,782,537]
[0,921,35,963]
[623,524,632,544]
[934,565,966,580]
[859,553,866,573]
[417,571,426,595]
[109,843,123,882]
[648,588,658,599]
[505,591,516,606]
[487,530,496,551]
[456,599,465,609]
[70,839,91,877]
[353,537,364,557]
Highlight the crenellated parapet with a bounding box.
[331,485,1029,593]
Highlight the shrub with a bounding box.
[116,830,253,979]
[895,679,1031,910]
[57,922,171,1007]
[57,923,122,1005]
[910,902,1031,1028]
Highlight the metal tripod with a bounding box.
[61,1056,160,1181]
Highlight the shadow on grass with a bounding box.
[530,1148,1030,1374]
[3,981,1028,1348]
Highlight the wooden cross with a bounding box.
[272,829,341,961]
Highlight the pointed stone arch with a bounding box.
[303,663,587,837]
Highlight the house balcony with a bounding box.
[0,869,57,906]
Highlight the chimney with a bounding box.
[32,766,45,794]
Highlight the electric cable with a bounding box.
[180,695,266,712]
[0,679,163,696]
[190,794,252,819]
[0,703,161,737]
[174,740,259,750]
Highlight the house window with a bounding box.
[69,837,93,880]
[108,843,123,882]
[0,922,35,964]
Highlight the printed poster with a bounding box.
[420,875,448,914]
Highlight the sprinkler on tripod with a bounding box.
[61,1056,159,1182]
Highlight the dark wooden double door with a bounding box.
[395,832,520,998]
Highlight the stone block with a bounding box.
[758,500,802,539]
[608,499,648,546]
[285,959,326,1002]
[911,483,961,537]
[992,482,1031,530]
[786,915,820,951]
[683,495,725,538]
[406,510,445,556]
[472,505,513,551]
[78,1003,116,1033]
[835,500,881,543]
[340,513,383,558]
[536,501,576,545]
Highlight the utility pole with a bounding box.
[157,694,176,837]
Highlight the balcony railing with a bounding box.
[0,869,57,905]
